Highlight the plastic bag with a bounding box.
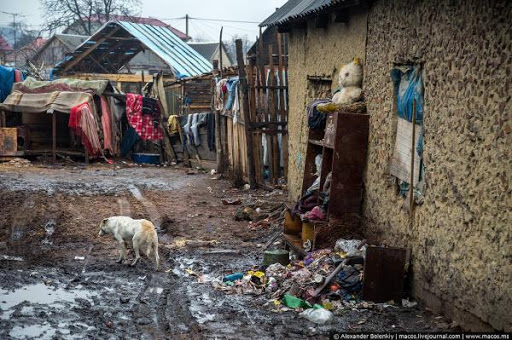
[300,308,334,324]
[306,176,321,194]
[315,154,322,175]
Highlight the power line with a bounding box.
[198,20,235,39]
[0,10,27,17]
[161,16,260,24]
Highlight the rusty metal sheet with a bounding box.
[362,246,409,302]
[0,128,17,156]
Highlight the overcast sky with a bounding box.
[0,0,287,42]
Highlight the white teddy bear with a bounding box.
[332,57,363,105]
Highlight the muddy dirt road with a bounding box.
[0,162,445,339]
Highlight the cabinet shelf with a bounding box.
[308,139,334,149]
[299,111,370,249]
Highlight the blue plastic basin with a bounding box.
[132,153,160,165]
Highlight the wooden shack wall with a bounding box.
[224,115,248,180]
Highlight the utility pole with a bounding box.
[0,10,25,67]
[185,14,189,37]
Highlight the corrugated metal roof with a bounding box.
[118,21,212,77]
[260,0,354,27]
[54,21,212,78]
[55,34,88,51]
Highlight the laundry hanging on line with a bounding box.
[125,93,163,141]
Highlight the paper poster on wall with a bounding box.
[389,117,422,186]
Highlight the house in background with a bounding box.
[261,0,511,332]
[63,15,190,41]
[30,34,88,79]
[246,25,287,66]
[0,34,12,64]
[5,37,47,68]
[188,42,233,67]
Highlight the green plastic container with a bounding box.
[263,249,290,266]
[282,294,312,309]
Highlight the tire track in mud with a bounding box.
[128,184,163,228]
[9,194,36,243]
[125,185,202,338]
[117,197,132,216]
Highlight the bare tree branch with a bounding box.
[40,0,140,35]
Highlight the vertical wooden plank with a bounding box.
[409,99,417,216]
[276,32,288,182]
[141,70,145,95]
[219,27,224,76]
[180,82,185,116]
[268,46,280,185]
[52,112,56,163]
[247,61,262,183]
[242,124,248,177]
[233,119,239,174]
[221,115,228,169]
[227,117,234,172]
[215,108,223,172]
[236,39,257,188]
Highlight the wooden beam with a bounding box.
[65,73,173,83]
[236,39,257,189]
[87,54,111,73]
[52,112,56,163]
[107,36,138,41]
[60,26,122,74]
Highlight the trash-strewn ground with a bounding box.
[0,161,449,339]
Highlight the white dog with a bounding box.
[99,216,160,270]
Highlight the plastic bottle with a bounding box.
[223,273,243,282]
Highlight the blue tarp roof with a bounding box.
[53,21,212,78]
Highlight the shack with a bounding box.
[261,0,511,332]
[0,78,111,159]
[52,20,212,86]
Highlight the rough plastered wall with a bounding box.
[286,7,368,200]
[363,0,512,331]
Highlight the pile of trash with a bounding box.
[212,239,367,324]
[228,198,286,229]
[7,158,31,168]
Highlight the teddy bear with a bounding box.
[318,57,363,112]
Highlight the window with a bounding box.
[389,64,425,210]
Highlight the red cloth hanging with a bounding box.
[100,96,114,154]
[125,93,163,141]
[69,101,102,156]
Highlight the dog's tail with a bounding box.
[142,220,160,271]
[152,230,160,271]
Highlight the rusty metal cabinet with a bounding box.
[303,111,370,247]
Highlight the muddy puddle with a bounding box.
[0,165,191,195]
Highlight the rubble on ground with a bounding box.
[7,158,31,168]
[211,239,374,321]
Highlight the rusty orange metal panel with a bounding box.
[0,128,17,156]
